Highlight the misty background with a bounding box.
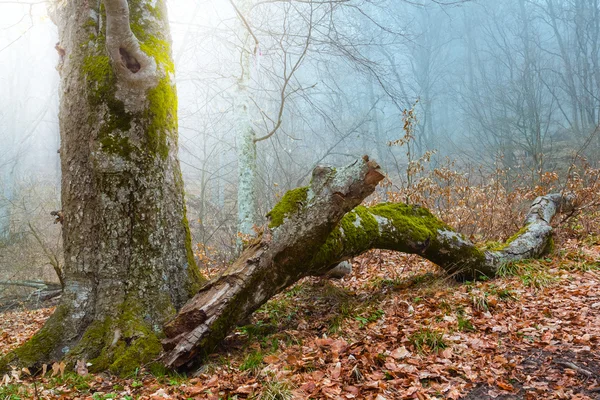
[1,0,599,279]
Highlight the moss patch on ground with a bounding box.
[0,305,70,373]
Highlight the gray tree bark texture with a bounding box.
[0,0,204,375]
[161,164,574,369]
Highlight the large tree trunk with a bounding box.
[162,158,574,369]
[0,0,204,375]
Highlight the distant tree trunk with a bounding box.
[1,45,23,243]
[161,157,573,369]
[0,0,204,375]
[367,73,387,171]
[235,0,258,241]
[0,164,15,241]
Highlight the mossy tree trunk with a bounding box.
[0,0,204,375]
[162,158,574,369]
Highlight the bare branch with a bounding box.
[254,2,313,143]
[228,0,260,56]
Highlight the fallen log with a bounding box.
[0,282,63,313]
[161,158,574,369]
[161,157,384,368]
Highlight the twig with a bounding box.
[0,280,50,289]
[559,209,578,224]
[555,360,595,378]
[228,0,260,56]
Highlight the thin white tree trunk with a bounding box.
[0,166,14,241]
[235,0,258,239]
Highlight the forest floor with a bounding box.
[1,239,600,399]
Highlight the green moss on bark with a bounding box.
[505,224,531,244]
[67,302,164,376]
[310,206,378,268]
[81,52,135,160]
[544,235,555,254]
[85,17,98,29]
[128,0,177,161]
[109,334,162,376]
[145,77,177,160]
[309,202,488,277]
[80,1,178,162]
[484,224,532,251]
[369,203,450,242]
[129,0,165,43]
[267,187,309,228]
[340,206,379,247]
[69,319,111,371]
[183,208,205,296]
[140,37,175,74]
[82,55,113,103]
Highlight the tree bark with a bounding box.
[0,163,15,241]
[162,163,574,369]
[0,0,204,375]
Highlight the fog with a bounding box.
[1,0,599,259]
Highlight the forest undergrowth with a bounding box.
[2,160,600,399]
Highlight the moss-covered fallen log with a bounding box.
[161,156,574,369]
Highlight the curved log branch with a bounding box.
[310,193,575,280]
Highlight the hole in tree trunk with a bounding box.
[119,48,141,73]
